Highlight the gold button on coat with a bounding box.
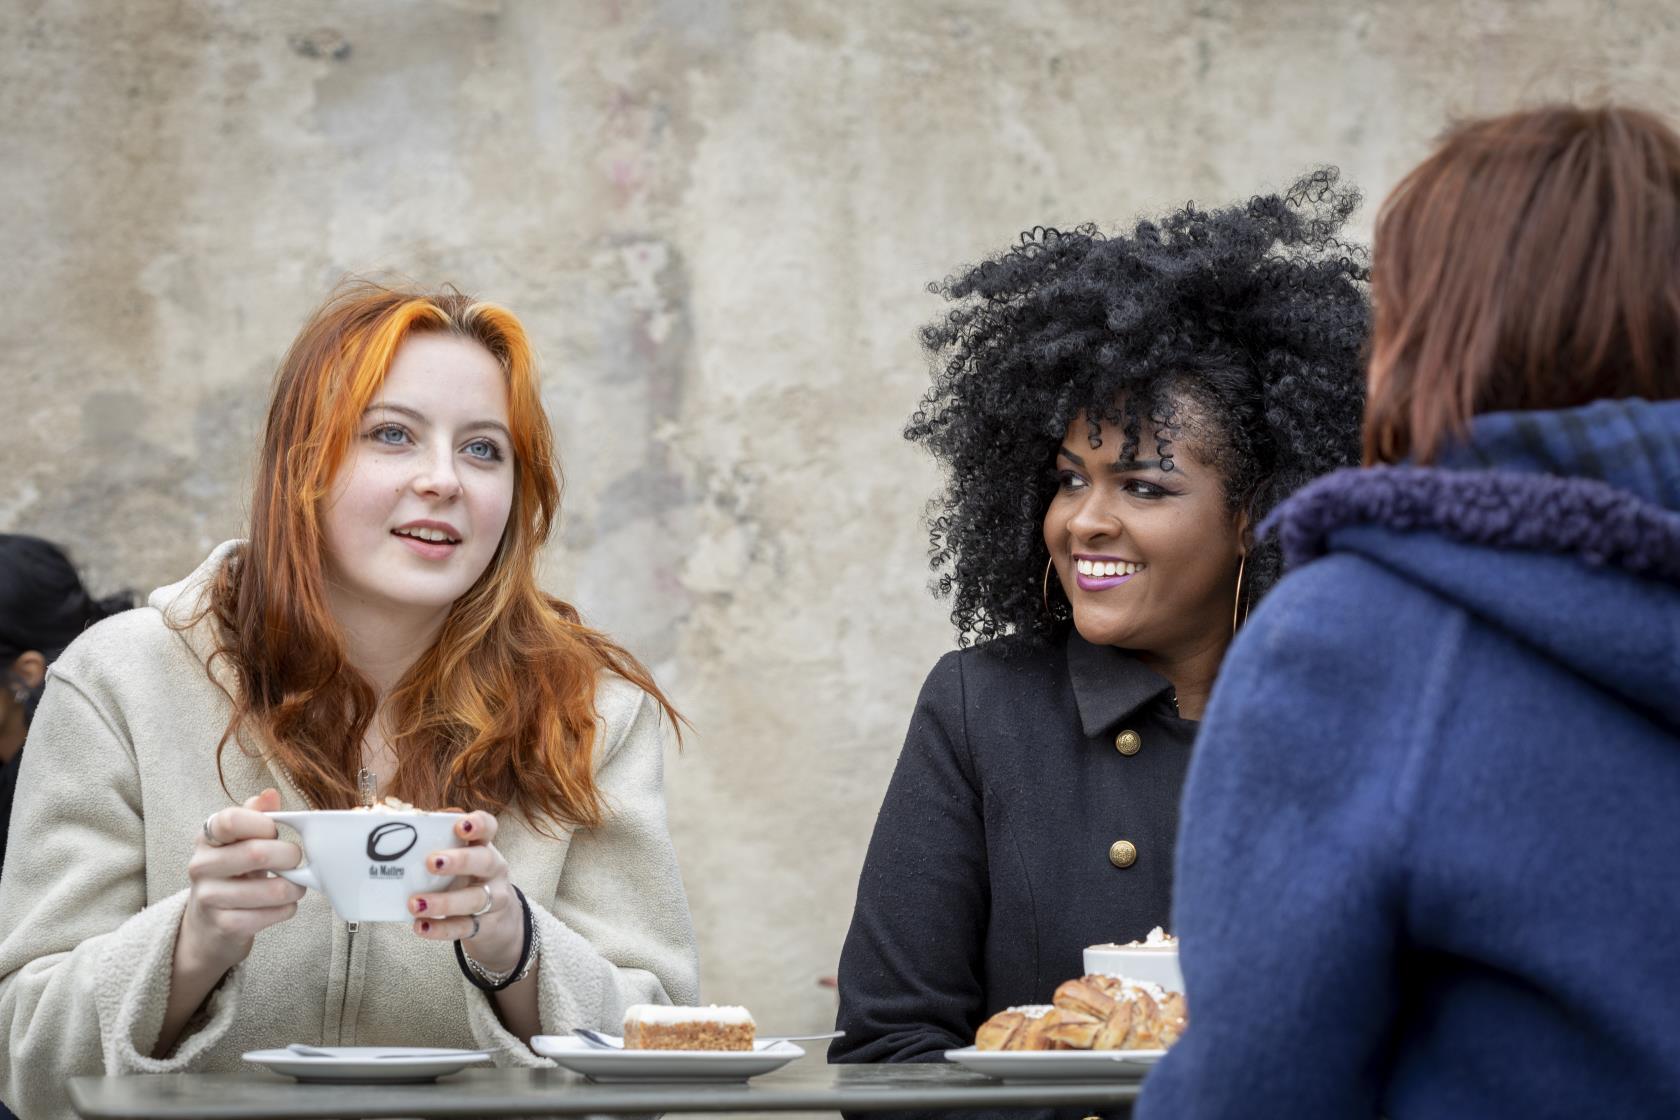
[1115,729,1141,756]
[1108,840,1138,869]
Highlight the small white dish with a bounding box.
[1082,944,1184,993]
[243,1046,493,1084]
[531,1036,804,1082]
[943,1045,1164,1082]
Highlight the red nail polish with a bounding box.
[462,821,474,833]
[420,921,431,933]
[415,898,427,912]
[434,857,446,870]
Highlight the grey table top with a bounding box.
[69,1053,1142,1118]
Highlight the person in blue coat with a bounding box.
[1137,104,1680,1120]
[833,170,1370,1103]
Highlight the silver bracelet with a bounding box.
[461,941,540,987]
[456,884,539,992]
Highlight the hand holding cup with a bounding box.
[182,787,306,973]
[407,811,522,973]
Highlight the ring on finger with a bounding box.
[202,815,224,848]
[471,884,494,917]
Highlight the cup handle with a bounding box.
[274,865,319,890]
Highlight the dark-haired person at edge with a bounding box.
[831,172,1370,1117]
[1136,105,1680,1120]
[0,536,134,879]
[0,536,133,1120]
[0,284,698,1120]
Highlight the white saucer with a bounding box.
[944,1045,1164,1082]
[531,1036,804,1082]
[243,1046,494,1084]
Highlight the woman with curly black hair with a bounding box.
[832,171,1369,1072]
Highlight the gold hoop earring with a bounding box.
[1042,557,1056,615]
[1231,553,1248,637]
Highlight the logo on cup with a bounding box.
[367,823,418,862]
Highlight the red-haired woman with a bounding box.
[1137,106,1680,1118]
[0,284,698,1118]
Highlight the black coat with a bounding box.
[0,750,17,878]
[833,630,1198,1069]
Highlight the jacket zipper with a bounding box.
[340,921,358,1044]
[336,767,378,1041]
[265,758,361,1044]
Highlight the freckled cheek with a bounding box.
[325,463,407,539]
[471,482,516,545]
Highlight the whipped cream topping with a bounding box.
[350,795,418,814]
[1089,926,1178,951]
[1125,926,1177,949]
[624,1003,754,1026]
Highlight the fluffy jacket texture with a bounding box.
[0,544,699,1120]
[1136,398,1680,1120]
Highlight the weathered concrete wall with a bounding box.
[4,0,1676,1041]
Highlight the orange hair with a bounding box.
[203,280,681,832]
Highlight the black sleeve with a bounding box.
[831,657,1105,1120]
[832,651,989,1063]
[0,749,19,879]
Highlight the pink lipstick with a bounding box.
[1076,570,1137,591]
[1072,554,1144,592]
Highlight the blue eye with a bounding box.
[464,438,504,462]
[369,424,410,446]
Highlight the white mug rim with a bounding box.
[269,810,467,820]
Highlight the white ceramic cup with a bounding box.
[1082,943,1184,993]
[269,810,466,922]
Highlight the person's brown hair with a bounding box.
[1365,104,1680,464]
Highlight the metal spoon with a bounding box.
[285,1043,493,1061]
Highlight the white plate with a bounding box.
[243,1047,494,1084]
[944,1045,1165,1082]
[531,1036,804,1082]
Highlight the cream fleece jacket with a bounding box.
[0,543,699,1120]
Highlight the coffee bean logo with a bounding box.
[366,822,418,862]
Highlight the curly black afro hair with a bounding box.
[908,169,1370,647]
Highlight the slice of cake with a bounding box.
[622,1004,755,1051]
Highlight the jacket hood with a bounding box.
[147,540,242,669]
[1266,399,1680,730]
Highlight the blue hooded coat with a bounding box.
[1136,398,1680,1119]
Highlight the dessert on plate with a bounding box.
[974,973,1187,1052]
[622,1004,755,1051]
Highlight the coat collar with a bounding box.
[1064,629,1177,738]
